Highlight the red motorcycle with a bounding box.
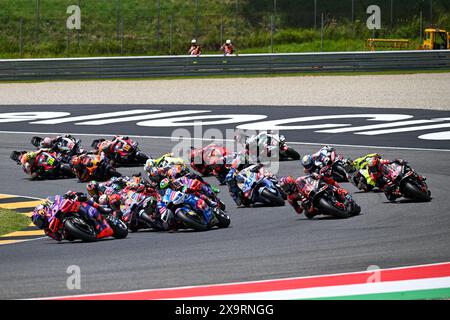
[380,162,431,202]
[298,175,361,219]
[92,136,149,166]
[11,150,74,179]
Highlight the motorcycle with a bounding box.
[40,195,128,242]
[381,162,431,202]
[190,144,230,176]
[266,134,301,161]
[238,172,286,207]
[162,189,230,231]
[92,137,149,166]
[121,190,163,232]
[31,135,85,161]
[10,150,74,179]
[71,154,122,182]
[299,175,360,219]
[313,147,352,183]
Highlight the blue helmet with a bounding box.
[301,155,313,170]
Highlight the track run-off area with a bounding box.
[0,104,449,299]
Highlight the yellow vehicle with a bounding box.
[420,27,450,50]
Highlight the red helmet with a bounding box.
[279,176,296,194]
[71,156,81,168]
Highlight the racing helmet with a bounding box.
[71,156,81,168]
[160,178,170,190]
[171,191,186,205]
[144,158,156,172]
[279,176,296,194]
[86,181,99,196]
[32,204,49,229]
[301,155,314,170]
[98,194,109,205]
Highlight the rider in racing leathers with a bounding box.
[225,163,277,207]
[39,134,76,150]
[31,192,114,241]
[20,149,53,178]
[159,174,219,209]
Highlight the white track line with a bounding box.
[0,130,449,152]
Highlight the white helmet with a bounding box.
[171,191,186,206]
[99,194,109,205]
[144,159,156,172]
[226,39,232,44]
[191,39,197,44]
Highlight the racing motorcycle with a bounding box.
[299,175,360,219]
[36,194,128,242]
[380,162,431,202]
[10,150,74,179]
[162,189,231,231]
[314,147,352,183]
[121,190,163,232]
[190,144,230,176]
[266,134,301,161]
[92,137,149,166]
[31,135,85,161]
[71,154,122,182]
[238,172,286,207]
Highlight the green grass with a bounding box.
[0,1,448,59]
[0,209,31,236]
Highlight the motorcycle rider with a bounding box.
[279,176,315,218]
[367,157,406,202]
[71,153,118,182]
[19,149,67,179]
[301,146,335,174]
[159,175,219,209]
[225,163,277,207]
[32,192,114,241]
[279,174,350,219]
[39,134,76,150]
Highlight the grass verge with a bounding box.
[0,209,31,237]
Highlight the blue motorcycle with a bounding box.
[162,189,230,231]
[239,172,286,207]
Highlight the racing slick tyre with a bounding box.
[106,216,128,239]
[318,198,351,219]
[215,209,231,228]
[403,182,431,202]
[260,189,285,207]
[285,147,301,161]
[59,163,75,178]
[64,217,98,242]
[351,203,361,216]
[176,209,208,231]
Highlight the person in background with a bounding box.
[188,39,201,56]
[220,39,234,55]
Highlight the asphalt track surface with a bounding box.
[0,105,449,299]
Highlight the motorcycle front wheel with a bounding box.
[403,181,431,202]
[318,198,351,219]
[176,209,208,231]
[260,189,285,206]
